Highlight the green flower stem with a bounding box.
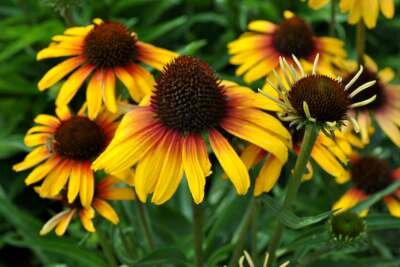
[137,202,156,250]
[192,202,204,267]
[267,123,319,265]
[251,198,260,265]
[97,227,118,267]
[228,196,258,267]
[356,20,366,64]
[330,0,337,36]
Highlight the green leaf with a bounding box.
[0,134,29,159]
[131,247,188,266]
[366,213,400,230]
[350,180,400,213]
[262,195,333,229]
[138,16,188,42]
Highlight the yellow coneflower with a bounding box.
[13,105,120,207]
[39,176,135,236]
[342,57,400,147]
[259,54,377,136]
[37,18,177,119]
[307,0,395,29]
[93,55,291,204]
[333,155,400,218]
[228,11,346,83]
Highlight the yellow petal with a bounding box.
[13,146,50,171]
[94,199,119,224]
[254,155,283,196]
[379,0,394,18]
[248,20,276,33]
[68,163,82,203]
[55,209,76,236]
[182,135,207,204]
[40,209,72,235]
[38,56,84,90]
[332,188,366,214]
[79,163,94,208]
[80,207,96,232]
[56,64,94,106]
[102,69,117,113]
[308,0,330,9]
[209,129,250,195]
[34,114,60,128]
[86,70,104,119]
[384,196,400,217]
[24,156,61,185]
[151,133,183,204]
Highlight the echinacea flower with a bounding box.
[93,55,291,204]
[39,176,135,236]
[37,18,177,119]
[13,105,119,207]
[342,57,400,147]
[333,155,400,218]
[259,54,376,136]
[228,11,346,83]
[307,0,395,29]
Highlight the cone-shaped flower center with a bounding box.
[343,69,386,111]
[331,211,364,240]
[351,156,392,194]
[152,56,227,133]
[55,117,105,160]
[84,22,137,68]
[289,75,350,122]
[273,17,315,58]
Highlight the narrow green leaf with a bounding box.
[131,247,188,266]
[262,195,333,229]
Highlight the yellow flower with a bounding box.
[333,155,400,218]
[308,0,395,29]
[13,105,121,207]
[342,56,400,147]
[93,56,291,204]
[37,18,177,119]
[39,176,135,236]
[228,11,346,83]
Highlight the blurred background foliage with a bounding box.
[0,0,400,266]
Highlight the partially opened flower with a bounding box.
[13,105,119,207]
[333,155,400,218]
[93,55,291,204]
[259,54,377,136]
[37,18,177,119]
[39,176,135,236]
[342,57,400,147]
[307,0,395,29]
[228,11,346,83]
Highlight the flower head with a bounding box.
[228,11,346,83]
[260,54,377,136]
[39,176,135,236]
[93,55,291,204]
[333,155,400,218]
[37,18,177,119]
[13,105,120,207]
[330,211,365,241]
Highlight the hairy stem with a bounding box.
[267,123,319,265]
[192,202,204,267]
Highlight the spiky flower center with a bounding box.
[84,22,137,68]
[288,75,350,122]
[151,56,227,133]
[343,69,386,111]
[273,17,315,58]
[351,156,392,194]
[54,116,105,160]
[331,211,364,240]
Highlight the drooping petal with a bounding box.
[40,209,73,235]
[68,163,82,203]
[24,156,62,185]
[56,64,95,106]
[93,199,120,224]
[80,207,96,232]
[13,146,50,171]
[151,132,184,205]
[54,209,76,236]
[254,155,283,196]
[209,129,250,195]
[87,70,104,119]
[79,162,94,208]
[38,56,85,90]
[182,135,208,204]
[102,69,117,113]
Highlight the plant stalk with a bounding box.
[356,20,366,64]
[330,0,337,36]
[267,123,319,265]
[192,202,204,267]
[228,196,258,267]
[137,202,155,250]
[97,227,118,267]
